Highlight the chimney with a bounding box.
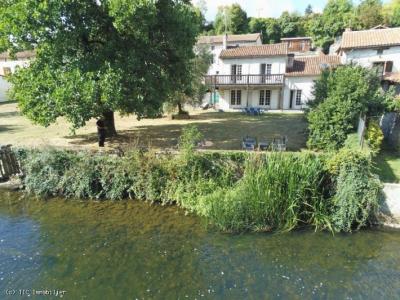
[223,33,228,50]
[287,54,294,68]
[345,28,352,32]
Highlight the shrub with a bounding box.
[21,149,75,197]
[307,65,389,151]
[365,120,384,154]
[16,145,382,233]
[326,149,382,232]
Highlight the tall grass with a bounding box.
[196,153,331,232]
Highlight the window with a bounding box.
[211,45,215,51]
[3,67,11,75]
[231,90,242,106]
[266,64,272,75]
[265,90,271,106]
[373,62,385,76]
[231,64,242,81]
[296,90,302,106]
[377,49,383,55]
[237,65,242,80]
[259,90,271,106]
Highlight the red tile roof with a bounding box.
[220,43,288,59]
[339,27,400,50]
[197,33,261,45]
[286,55,341,77]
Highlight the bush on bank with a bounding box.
[16,146,381,233]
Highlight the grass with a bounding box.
[374,149,400,183]
[0,102,308,151]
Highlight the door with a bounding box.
[290,90,294,109]
[260,64,266,83]
[231,65,237,83]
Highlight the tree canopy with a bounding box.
[214,4,248,34]
[200,1,400,51]
[307,65,394,150]
[1,0,200,133]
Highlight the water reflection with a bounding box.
[0,191,399,299]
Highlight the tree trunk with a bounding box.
[177,102,184,114]
[102,111,117,136]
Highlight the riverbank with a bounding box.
[12,133,382,233]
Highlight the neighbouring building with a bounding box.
[337,27,400,95]
[281,37,313,54]
[197,33,262,77]
[0,50,35,102]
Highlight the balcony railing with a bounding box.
[204,74,285,86]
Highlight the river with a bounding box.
[0,191,399,299]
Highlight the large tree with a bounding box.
[214,4,248,34]
[1,0,200,135]
[356,0,384,29]
[383,0,400,26]
[308,0,355,51]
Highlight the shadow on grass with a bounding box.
[64,112,308,151]
[0,124,21,134]
[0,111,20,118]
[374,149,400,183]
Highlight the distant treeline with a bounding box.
[196,0,400,51]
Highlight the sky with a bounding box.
[193,0,391,21]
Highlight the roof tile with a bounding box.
[340,27,400,50]
[286,55,341,76]
[220,43,288,59]
[197,33,261,44]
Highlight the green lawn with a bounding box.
[0,102,308,151]
[374,150,400,183]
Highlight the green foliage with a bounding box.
[356,0,384,29]
[366,120,384,154]
[196,153,331,232]
[307,65,388,151]
[383,0,400,26]
[307,0,356,49]
[214,4,248,34]
[178,125,204,154]
[327,149,381,232]
[2,0,200,131]
[17,145,382,233]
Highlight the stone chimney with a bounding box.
[223,33,228,50]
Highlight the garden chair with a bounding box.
[242,136,257,151]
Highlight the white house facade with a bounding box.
[200,35,340,111]
[0,50,35,102]
[197,33,262,76]
[338,27,400,95]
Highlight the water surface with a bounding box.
[0,191,399,299]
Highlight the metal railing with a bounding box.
[204,74,285,86]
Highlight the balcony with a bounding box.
[204,74,285,87]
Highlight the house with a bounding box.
[197,33,262,76]
[0,50,35,102]
[202,35,340,111]
[281,37,313,54]
[337,27,400,95]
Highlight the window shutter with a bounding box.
[385,61,393,73]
